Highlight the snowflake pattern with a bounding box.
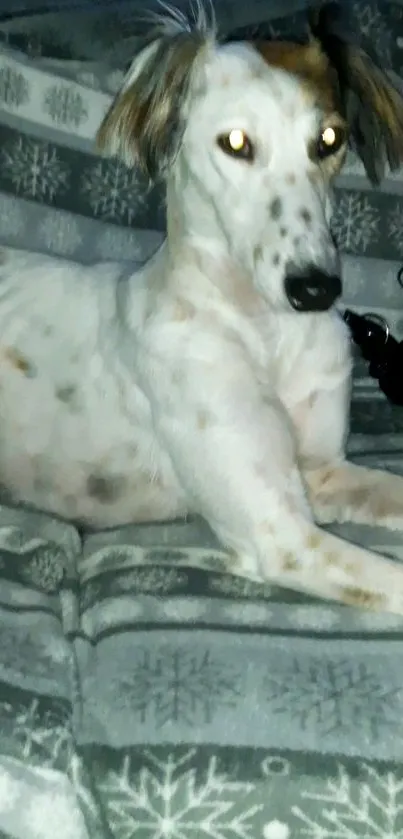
[3,697,72,767]
[2,137,69,202]
[0,625,68,684]
[120,647,242,726]
[0,65,29,107]
[99,749,262,839]
[263,656,403,738]
[387,202,403,256]
[37,212,82,256]
[81,159,148,225]
[293,762,403,838]
[331,193,380,254]
[42,84,88,128]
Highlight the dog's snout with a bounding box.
[284,264,342,313]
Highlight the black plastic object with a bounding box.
[343,308,403,406]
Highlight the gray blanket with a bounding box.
[1,400,403,838]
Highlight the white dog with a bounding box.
[1,1,403,613]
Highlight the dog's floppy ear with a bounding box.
[309,1,403,184]
[96,5,215,180]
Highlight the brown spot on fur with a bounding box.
[280,227,287,238]
[286,173,296,185]
[340,585,385,610]
[324,550,338,566]
[282,551,299,571]
[368,491,403,522]
[255,40,349,181]
[306,531,322,551]
[173,299,196,321]
[197,409,211,430]
[348,487,371,510]
[255,40,338,113]
[317,466,336,489]
[3,348,35,377]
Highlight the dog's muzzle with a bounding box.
[284,265,342,312]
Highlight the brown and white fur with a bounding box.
[1,2,403,613]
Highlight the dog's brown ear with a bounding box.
[96,7,215,180]
[309,1,403,184]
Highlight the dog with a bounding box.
[1,1,403,613]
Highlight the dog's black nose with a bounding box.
[284,264,342,312]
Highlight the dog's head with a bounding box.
[97,2,403,314]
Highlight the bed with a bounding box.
[0,2,402,837]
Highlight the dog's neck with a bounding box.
[165,159,229,255]
[164,161,266,316]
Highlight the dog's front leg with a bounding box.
[300,376,403,531]
[306,461,403,531]
[148,350,403,614]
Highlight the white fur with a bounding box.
[2,34,403,614]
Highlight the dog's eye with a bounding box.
[316,125,346,159]
[217,130,254,161]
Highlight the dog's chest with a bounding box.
[258,310,351,412]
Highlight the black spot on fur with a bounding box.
[87,474,126,504]
[55,385,77,405]
[300,208,312,225]
[272,253,280,266]
[270,197,283,219]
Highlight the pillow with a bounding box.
[0,41,164,264]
